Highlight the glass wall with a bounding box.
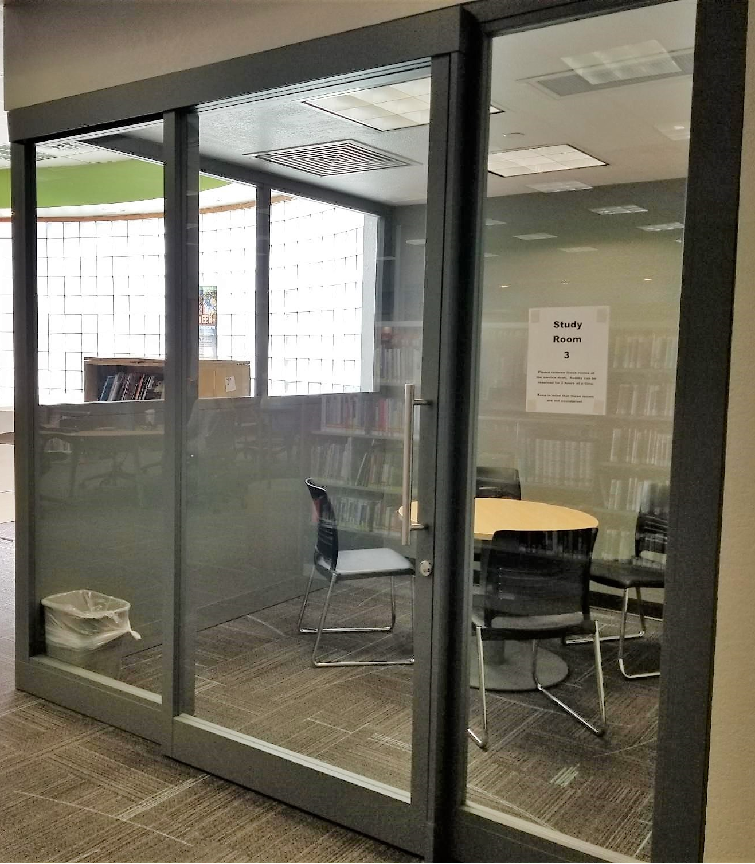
[463,2,694,858]
[33,122,167,694]
[180,61,431,794]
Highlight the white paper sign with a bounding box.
[224,376,237,393]
[526,306,609,415]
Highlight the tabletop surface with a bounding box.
[407,497,598,540]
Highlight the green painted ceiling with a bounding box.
[0,159,226,209]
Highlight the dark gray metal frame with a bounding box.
[9,0,748,861]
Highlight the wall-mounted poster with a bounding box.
[526,306,609,415]
[199,286,218,359]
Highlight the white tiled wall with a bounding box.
[2,195,370,406]
[269,195,367,396]
[32,206,259,404]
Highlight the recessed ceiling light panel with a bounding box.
[560,246,598,253]
[514,233,557,240]
[303,76,503,131]
[562,40,680,86]
[638,222,684,232]
[590,204,648,215]
[488,144,606,178]
[528,180,593,193]
[244,139,412,176]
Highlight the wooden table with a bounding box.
[406,497,598,691]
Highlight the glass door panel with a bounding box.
[462,2,695,858]
[182,61,431,796]
[32,121,166,695]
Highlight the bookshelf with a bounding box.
[310,322,422,539]
[476,321,678,562]
[312,393,407,537]
[83,357,251,402]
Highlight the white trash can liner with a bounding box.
[42,589,141,652]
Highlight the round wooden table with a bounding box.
[405,498,598,691]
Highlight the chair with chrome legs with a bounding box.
[468,527,605,751]
[582,483,668,679]
[298,478,414,667]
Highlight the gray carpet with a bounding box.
[3,520,662,861]
[0,524,416,863]
[118,577,660,861]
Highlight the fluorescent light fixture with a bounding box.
[488,144,605,178]
[304,76,503,131]
[485,218,507,226]
[559,246,598,253]
[528,180,593,193]
[638,222,684,232]
[514,233,557,240]
[562,40,680,86]
[406,238,426,246]
[483,252,498,258]
[590,204,648,215]
[656,122,690,141]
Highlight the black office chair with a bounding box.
[468,527,605,750]
[475,466,521,500]
[298,479,414,667]
[585,483,668,679]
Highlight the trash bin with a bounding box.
[41,590,141,677]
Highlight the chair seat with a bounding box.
[473,609,589,638]
[319,547,414,579]
[590,559,665,589]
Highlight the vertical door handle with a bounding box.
[401,383,430,546]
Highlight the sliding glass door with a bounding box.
[165,59,445,852]
[451,2,701,860]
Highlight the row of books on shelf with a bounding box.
[611,333,678,370]
[332,496,396,534]
[614,382,675,418]
[522,439,595,488]
[311,440,403,488]
[602,477,658,512]
[608,427,672,467]
[378,343,421,383]
[98,372,164,401]
[356,445,401,487]
[321,394,403,434]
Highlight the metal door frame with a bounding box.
[10,1,748,860]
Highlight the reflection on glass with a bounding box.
[183,62,429,793]
[465,2,694,858]
[34,123,166,694]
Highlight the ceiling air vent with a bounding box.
[244,139,413,176]
[528,47,694,99]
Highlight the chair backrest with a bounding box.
[479,527,597,627]
[635,482,669,560]
[476,466,522,500]
[305,478,338,571]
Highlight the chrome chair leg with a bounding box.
[619,587,660,680]
[567,588,646,644]
[299,567,396,635]
[532,638,606,737]
[310,573,414,668]
[593,623,607,727]
[467,623,489,751]
[390,575,397,630]
[297,565,317,633]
